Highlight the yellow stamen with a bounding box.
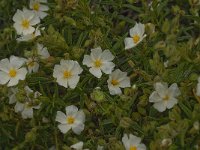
[63,70,72,79]
[132,34,140,44]
[33,3,40,11]
[9,69,17,77]
[130,146,137,150]
[67,116,75,124]
[21,19,30,29]
[94,59,102,68]
[111,79,119,86]
[163,95,169,101]
[31,33,36,38]
[25,102,32,108]
[28,61,35,67]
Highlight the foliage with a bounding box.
[0,0,200,149]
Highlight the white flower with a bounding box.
[193,121,199,130]
[124,22,146,50]
[161,138,172,147]
[97,145,103,150]
[37,43,50,59]
[8,87,18,104]
[82,47,115,78]
[0,56,27,87]
[16,26,43,42]
[149,82,181,112]
[164,60,169,68]
[14,86,41,119]
[196,77,200,96]
[48,146,56,150]
[122,134,146,150]
[30,0,49,19]
[53,60,83,89]
[13,8,40,35]
[107,69,131,95]
[55,105,85,134]
[70,141,89,150]
[26,57,39,73]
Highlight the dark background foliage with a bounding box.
[0,0,200,149]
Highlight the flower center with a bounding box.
[132,34,140,44]
[33,3,40,11]
[94,59,102,68]
[130,146,137,150]
[21,19,30,29]
[25,102,32,108]
[9,69,17,77]
[28,61,35,67]
[111,79,119,86]
[31,33,36,38]
[63,70,72,79]
[163,95,169,101]
[67,116,75,124]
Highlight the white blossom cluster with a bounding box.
[1,0,199,149]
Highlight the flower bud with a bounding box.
[90,89,105,103]
[119,117,133,128]
[161,138,172,147]
[193,121,199,130]
[71,47,84,59]
[25,128,37,142]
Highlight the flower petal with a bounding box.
[40,4,49,11]
[13,9,23,22]
[0,58,10,73]
[10,56,26,69]
[53,65,63,78]
[30,16,40,25]
[58,124,71,134]
[16,68,27,80]
[137,23,145,37]
[129,134,141,146]
[0,71,10,85]
[89,67,102,78]
[72,123,85,135]
[137,143,146,150]
[21,108,33,119]
[149,91,162,103]
[153,101,167,112]
[70,142,84,149]
[14,102,24,113]
[13,23,23,35]
[122,134,131,150]
[91,47,102,60]
[65,105,78,116]
[83,55,93,67]
[70,62,83,75]
[7,78,19,87]
[68,76,80,89]
[101,62,115,74]
[124,37,136,50]
[154,82,168,97]
[119,77,131,88]
[55,111,67,124]
[108,85,122,95]
[166,98,178,109]
[37,11,48,19]
[197,83,200,96]
[75,110,85,123]
[101,49,114,61]
[9,94,17,104]
[22,26,35,35]
[129,25,138,37]
[168,83,181,97]
[56,78,68,88]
